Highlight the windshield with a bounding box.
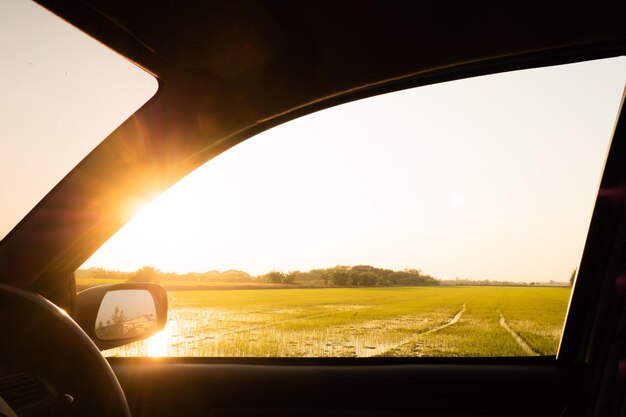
[0,0,157,240]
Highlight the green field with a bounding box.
[103,286,571,358]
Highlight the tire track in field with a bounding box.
[363,303,466,357]
[422,303,466,336]
[498,313,539,356]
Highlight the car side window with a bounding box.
[80,57,626,358]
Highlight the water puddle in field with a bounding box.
[104,305,456,357]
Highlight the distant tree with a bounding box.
[357,271,379,286]
[308,266,440,287]
[319,270,330,286]
[283,271,299,284]
[569,269,577,287]
[264,270,286,284]
[108,306,127,338]
[111,306,126,324]
[97,306,127,339]
[129,265,161,283]
[329,269,350,286]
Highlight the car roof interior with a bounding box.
[1,2,626,417]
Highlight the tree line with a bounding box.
[259,265,438,287]
[78,265,574,288]
[78,265,440,287]
[77,267,253,283]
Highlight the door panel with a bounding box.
[110,359,567,417]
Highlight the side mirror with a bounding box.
[73,283,168,350]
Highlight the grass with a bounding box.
[102,286,571,358]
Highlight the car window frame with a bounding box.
[88,50,626,364]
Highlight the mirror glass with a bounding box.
[95,289,157,340]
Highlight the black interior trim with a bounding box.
[107,355,556,367]
[110,360,567,417]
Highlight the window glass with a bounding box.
[81,57,626,357]
[0,0,158,239]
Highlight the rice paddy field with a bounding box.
[103,286,571,358]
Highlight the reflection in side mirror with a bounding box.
[74,283,168,350]
[95,290,157,341]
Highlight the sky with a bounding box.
[96,290,156,327]
[85,57,626,282]
[2,2,626,283]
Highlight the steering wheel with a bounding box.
[0,283,130,417]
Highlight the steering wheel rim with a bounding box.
[0,283,130,417]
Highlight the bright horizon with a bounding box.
[83,58,626,282]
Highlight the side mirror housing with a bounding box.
[73,283,168,350]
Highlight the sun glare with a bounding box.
[146,320,175,357]
[124,198,152,220]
